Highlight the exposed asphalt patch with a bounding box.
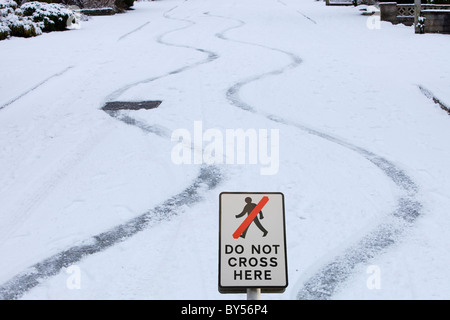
[102,100,162,111]
[102,101,169,138]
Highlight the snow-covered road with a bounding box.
[1,0,450,299]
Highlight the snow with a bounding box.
[359,5,380,15]
[422,9,450,12]
[0,0,17,9]
[0,0,450,300]
[0,1,76,39]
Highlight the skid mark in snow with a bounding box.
[104,5,218,103]
[0,5,224,300]
[208,13,421,300]
[276,0,318,24]
[0,66,74,111]
[418,85,450,115]
[0,165,222,300]
[118,21,151,41]
[0,120,112,252]
[206,13,302,113]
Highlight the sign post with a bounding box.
[414,0,421,33]
[247,288,261,300]
[218,192,288,297]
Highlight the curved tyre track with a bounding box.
[0,165,222,300]
[207,14,302,114]
[118,21,152,41]
[276,0,318,24]
[207,12,421,299]
[418,85,450,115]
[0,66,74,111]
[0,5,223,300]
[105,5,218,103]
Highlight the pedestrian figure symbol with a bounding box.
[235,197,268,239]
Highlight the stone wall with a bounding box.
[421,10,450,33]
[80,7,115,15]
[379,2,450,33]
[379,2,404,24]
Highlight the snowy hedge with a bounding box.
[21,1,73,32]
[0,23,10,40]
[0,0,78,40]
[428,0,450,3]
[17,0,134,12]
[0,0,40,38]
[1,0,135,41]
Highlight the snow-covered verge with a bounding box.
[0,0,40,39]
[0,0,79,40]
[0,0,138,41]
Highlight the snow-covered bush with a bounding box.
[22,0,134,12]
[0,0,18,9]
[0,0,133,41]
[0,23,10,39]
[1,0,42,39]
[0,0,13,39]
[3,11,42,37]
[20,1,72,32]
[0,0,79,40]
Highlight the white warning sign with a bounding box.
[219,192,288,294]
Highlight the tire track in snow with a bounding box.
[418,85,450,115]
[104,5,218,103]
[207,12,421,300]
[0,66,74,111]
[208,14,302,113]
[0,165,222,300]
[0,4,224,300]
[276,0,318,24]
[118,21,151,41]
[0,120,112,253]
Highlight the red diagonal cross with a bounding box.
[232,196,269,239]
